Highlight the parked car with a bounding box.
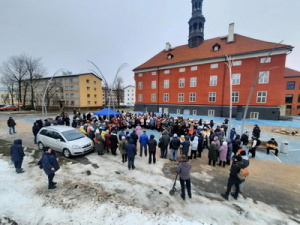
[0,105,19,111]
[36,126,94,158]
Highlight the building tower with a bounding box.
[188,0,206,48]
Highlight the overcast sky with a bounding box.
[0,0,299,86]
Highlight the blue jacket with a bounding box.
[125,139,137,158]
[10,139,25,161]
[139,133,149,146]
[41,152,60,175]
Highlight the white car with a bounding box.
[36,126,94,158]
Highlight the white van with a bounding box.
[36,126,94,158]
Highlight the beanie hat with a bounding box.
[173,134,178,138]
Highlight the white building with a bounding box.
[124,85,135,106]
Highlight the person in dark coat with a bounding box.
[176,155,192,200]
[110,131,119,156]
[118,136,128,163]
[181,136,190,159]
[130,130,139,146]
[94,129,105,155]
[252,124,261,138]
[208,142,218,166]
[41,147,60,189]
[125,139,137,170]
[221,155,243,200]
[159,129,170,158]
[32,122,41,144]
[169,134,181,161]
[10,139,25,173]
[7,117,17,134]
[147,134,157,164]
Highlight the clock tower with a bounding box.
[188,0,206,48]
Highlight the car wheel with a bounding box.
[38,142,44,151]
[63,149,71,158]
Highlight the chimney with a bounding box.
[227,23,235,43]
[165,42,171,51]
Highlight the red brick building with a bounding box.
[284,68,300,116]
[133,0,294,120]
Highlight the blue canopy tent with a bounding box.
[93,108,121,116]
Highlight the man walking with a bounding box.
[7,117,17,134]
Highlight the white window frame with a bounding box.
[250,112,259,119]
[176,109,181,114]
[138,73,143,77]
[232,73,241,85]
[164,80,169,88]
[163,108,169,113]
[138,82,143,90]
[192,110,197,115]
[151,80,157,89]
[178,93,184,102]
[210,75,218,86]
[189,93,196,102]
[191,66,198,71]
[151,71,157,75]
[138,94,143,102]
[179,68,186,72]
[190,77,197,87]
[164,70,170,74]
[259,71,269,84]
[233,60,242,66]
[257,91,267,103]
[163,93,169,102]
[260,57,271,63]
[208,110,215,116]
[232,92,239,103]
[210,63,218,69]
[179,78,185,88]
[209,92,216,102]
[151,94,156,102]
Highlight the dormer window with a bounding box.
[167,53,173,59]
[212,43,221,51]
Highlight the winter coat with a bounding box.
[41,152,60,175]
[32,124,41,136]
[10,139,25,161]
[191,136,198,151]
[110,133,119,149]
[169,137,181,150]
[135,125,142,137]
[125,139,137,157]
[218,143,228,161]
[118,139,128,154]
[226,139,233,161]
[147,135,157,153]
[229,163,242,183]
[130,130,139,145]
[104,133,111,147]
[160,130,170,148]
[94,133,105,153]
[7,118,16,127]
[253,126,261,138]
[240,133,249,145]
[208,143,218,161]
[181,137,190,155]
[139,133,149,146]
[176,161,191,180]
[232,138,241,154]
[230,129,236,141]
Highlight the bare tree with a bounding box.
[0,76,16,104]
[114,76,124,107]
[0,54,28,104]
[44,79,63,110]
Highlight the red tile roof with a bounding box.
[134,34,293,71]
[284,67,300,77]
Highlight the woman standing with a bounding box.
[118,136,128,163]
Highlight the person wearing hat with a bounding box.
[110,130,119,156]
[169,134,181,161]
[10,139,25,173]
[266,138,278,156]
[41,147,60,189]
[176,155,192,200]
[252,124,261,139]
[139,130,149,157]
[147,134,157,164]
[221,155,243,200]
[7,116,17,134]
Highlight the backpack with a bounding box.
[37,159,43,169]
[256,139,261,147]
[237,167,249,180]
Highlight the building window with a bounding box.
[70,101,74,105]
[138,94,143,101]
[65,86,68,91]
[138,82,143,89]
[297,105,300,109]
[69,86,73,90]
[232,92,239,103]
[94,88,97,91]
[87,94,90,98]
[151,71,157,75]
[298,94,300,102]
[94,94,97,98]
[70,93,74,97]
[209,92,216,102]
[95,101,97,104]
[190,77,197,87]
[164,80,169,88]
[86,79,90,83]
[138,73,143,77]
[151,81,156,89]
[210,75,218,86]
[232,73,241,85]
[87,87,90,90]
[250,112,259,119]
[151,94,156,102]
[87,101,90,105]
[178,93,184,102]
[233,60,242,66]
[192,110,197,115]
[260,57,271,63]
[208,110,215,116]
[191,66,198,71]
[179,68,185,72]
[164,93,169,102]
[179,78,185,88]
[189,93,196,102]
[285,94,293,103]
[210,63,218,69]
[94,81,96,84]
[176,109,181,114]
[164,70,170,74]
[286,81,295,90]
[258,71,269,84]
[257,91,267,103]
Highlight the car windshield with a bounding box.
[62,129,86,141]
